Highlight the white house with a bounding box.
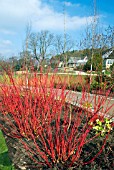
[58,61,64,68]
[104,58,114,69]
[67,56,88,68]
[76,56,88,66]
[102,49,114,69]
[67,57,80,67]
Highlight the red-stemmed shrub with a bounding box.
[0,69,114,169]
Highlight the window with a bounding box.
[107,59,113,64]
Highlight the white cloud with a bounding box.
[0,0,94,57]
[64,1,80,7]
[0,29,16,35]
[0,0,39,17]
[33,12,93,31]
[0,40,12,47]
[66,16,93,30]
[0,39,13,57]
[3,40,12,45]
[0,37,23,57]
[75,3,80,7]
[64,1,72,7]
[0,0,93,31]
[0,49,12,55]
[0,0,39,26]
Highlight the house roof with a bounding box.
[68,57,81,64]
[102,48,114,59]
[107,50,114,59]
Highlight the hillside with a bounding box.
[51,48,107,63]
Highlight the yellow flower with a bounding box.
[83,101,92,109]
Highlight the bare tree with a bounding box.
[29,32,39,61]
[28,30,54,66]
[54,34,74,55]
[53,33,74,67]
[23,23,32,70]
[39,30,54,62]
[105,26,114,49]
[54,35,63,55]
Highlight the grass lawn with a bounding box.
[0,130,14,170]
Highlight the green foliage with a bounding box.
[14,64,21,71]
[0,131,14,170]
[92,118,113,137]
[90,77,104,90]
[110,63,114,79]
[92,53,102,72]
[110,62,114,71]
[83,53,102,72]
[0,131,8,154]
[83,59,91,71]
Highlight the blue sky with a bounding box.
[0,0,114,58]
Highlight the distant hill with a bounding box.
[51,48,109,63]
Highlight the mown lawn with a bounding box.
[0,130,14,170]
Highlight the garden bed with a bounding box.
[2,125,114,170]
[1,104,114,170]
[0,71,114,170]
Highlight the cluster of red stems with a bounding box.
[0,69,114,169]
